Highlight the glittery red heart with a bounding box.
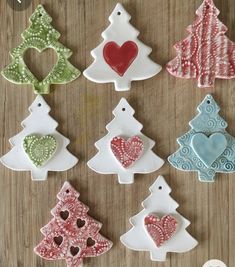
[110,136,144,168]
[103,41,138,76]
[144,214,178,248]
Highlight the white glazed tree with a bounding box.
[87,98,164,184]
[120,176,198,261]
[1,95,78,180]
[84,3,161,91]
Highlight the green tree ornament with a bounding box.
[1,5,80,94]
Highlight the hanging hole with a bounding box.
[66,189,69,194]
[53,236,63,246]
[70,246,80,256]
[60,210,69,220]
[207,100,210,104]
[122,108,125,111]
[39,13,42,17]
[87,237,95,247]
[158,186,162,190]
[77,218,86,228]
[117,11,121,15]
[206,5,210,9]
[38,103,41,107]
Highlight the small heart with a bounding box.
[103,41,138,76]
[70,246,80,257]
[77,218,86,228]
[144,214,178,248]
[86,237,95,247]
[53,236,63,246]
[191,133,227,167]
[60,210,69,221]
[110,136,144,168]
[24,48,57,82]
[23,134,57,167]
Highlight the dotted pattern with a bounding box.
[144,214,178,248]
[34,182,113,267]
[23,134,57,167]
[1,4,80,94]
[168,94,235,182]
[110,136,144,168]
[166,0,235,88]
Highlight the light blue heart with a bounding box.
[191,133,227,168]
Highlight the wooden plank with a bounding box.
[0,0,234,266]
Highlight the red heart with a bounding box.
[110,136,144,168]
[144,214,178,248]
[103,41,138,76]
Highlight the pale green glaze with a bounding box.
[2,5,80,94]
[23,134,57,167]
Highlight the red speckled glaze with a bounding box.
[166,0,235,88]
[110,136,144,168]
[144,214,178,248]
[103,41,138,76]
[34,182,112,267]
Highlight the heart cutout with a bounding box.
[191,133,227,167]
[24,48,58,82]
[110,136,144,168]
[103,41,138,76]
[60,210,69,221]
[144,214,178,248]
[23,134,57,167]
[77,218,86,228]
[53,236,63,246]
[70,246,80,257]
[86,237,95,247]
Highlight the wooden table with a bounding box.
[0,0,234,266]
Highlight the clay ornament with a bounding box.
[168,94,235,182]
[34,182,113,267]
[144,214,178,248]
[1,4,80,94]
[120,176,198,261]
[87,98,164,184]
[110,136,144,168]
[84,3,161,91]
[166,0,235,88]
[23,134,57,167]
[0,95,78,180]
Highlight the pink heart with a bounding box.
[144,214,178,248]
[110,136,144,168]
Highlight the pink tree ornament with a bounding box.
[34,182,112,267]
[167,0,235,88]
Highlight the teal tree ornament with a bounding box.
[1,4,80,94]
[168,94,235,182]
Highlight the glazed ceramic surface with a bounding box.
[87,98,164,184]
[120,176,198,261]
[84,3,161,91]
[0,95,78,180]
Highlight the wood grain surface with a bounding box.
[0,0,234,266]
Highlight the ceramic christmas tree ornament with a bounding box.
[87,98,164,184]
[0,96,78,180]
[120,176,198,261]
[1,4,80,94]
[168,94,235,182]
[166,0,235,88]
[84,3,162,91]
[34,182,113,267]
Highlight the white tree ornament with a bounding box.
[87,98,164,184]
[1,96,78,180]
[83,3,162,91]
[120,176,198,261]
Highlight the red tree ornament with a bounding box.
[166,0,235,88]
[34,182,112,267]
